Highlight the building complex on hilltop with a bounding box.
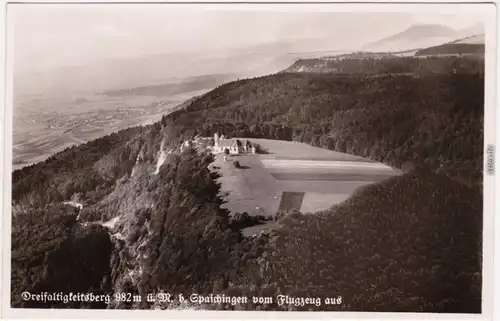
[181,133,258,155]
[212,133,256,155]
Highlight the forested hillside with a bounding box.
[163,65,484,187]
[12,126,148,209]
[11,55,484,312]
[11,143,254,309]
[283,56,484,74]
[11,204,113,308]
[416,44,484,56]
[227,169,482,312]
[415,34,485,57]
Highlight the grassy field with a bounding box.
[212,153,281,217]
[251,138,374,162]
[211,138,402,236]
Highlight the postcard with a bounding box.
[1,1,497,320]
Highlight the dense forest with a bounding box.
[11,55,484,312]
[163,63,484,187]
[11,204,113,308]
[284,55,484,75]
[225,169,483,312]
[415,44,485,56]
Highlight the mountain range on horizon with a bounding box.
[363,22,485,52]
[14,22,485,97]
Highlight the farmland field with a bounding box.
[210,138,402,236]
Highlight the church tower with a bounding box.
[214,133,220,147]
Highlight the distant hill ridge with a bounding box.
[282,55,484,74]
[415,33,485,57]
[450,34,485,45]
[282,31,485,74]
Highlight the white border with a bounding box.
[0,2,495,12]
[0,0,6,317]
[1,1,498,320]
[483,5,497,321]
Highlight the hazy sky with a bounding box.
[10,4,488,73]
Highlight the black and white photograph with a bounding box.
[2,2,497,318]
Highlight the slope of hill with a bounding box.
[11,64,484,311]
[415,34,485,56]
[11,130,249,309]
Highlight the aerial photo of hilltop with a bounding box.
[7,4,491,316]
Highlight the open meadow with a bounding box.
[211,138,402,236]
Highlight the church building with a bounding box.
[212,133,256,155]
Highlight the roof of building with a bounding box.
[218,139,239,148]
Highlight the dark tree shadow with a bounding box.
[257,149,274,155]
[233,161,251,169]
